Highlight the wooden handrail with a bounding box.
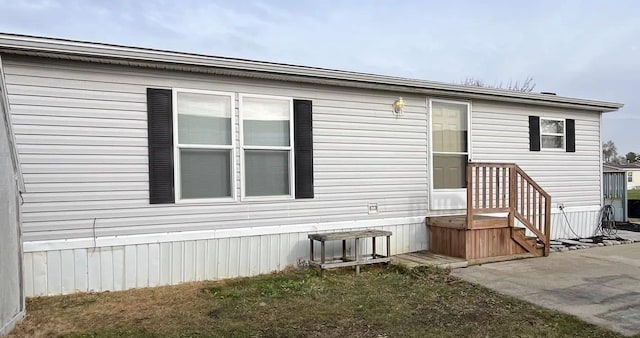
[515,166,550,200]
[467,162,516,168]
[466,162,551,256]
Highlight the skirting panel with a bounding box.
[518,208,601,240]
[549,209,601,239]
[23,222,428,297]
[0,310,24,337]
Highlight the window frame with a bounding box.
[628,171,633,183]
[540,117,566,151]
[239,93,295,201]
[172,88,237,204]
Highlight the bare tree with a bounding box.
[461,76,536,92]
[613,156,627,164]
[602,140,618,163]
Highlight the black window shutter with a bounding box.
[147,88,175,204]
[294,99,314,199]
[566,119,575,152]
[529,116,540,151]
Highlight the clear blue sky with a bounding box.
[1,0,638,154]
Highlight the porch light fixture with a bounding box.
[392,97,405,116]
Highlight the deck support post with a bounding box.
[372,237,376,258]
[354,237,360,275]
[544,200,551,256]
[466,164,473,228]
[508,166,517,227]
[342,240,346,261]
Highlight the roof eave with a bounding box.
[0,33,624,112]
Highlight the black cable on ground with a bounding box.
[560,206,583,239]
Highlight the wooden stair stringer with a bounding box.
[510,227,540,256]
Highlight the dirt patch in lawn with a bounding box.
[10,266,624,337]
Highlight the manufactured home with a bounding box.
[0,33,622,296]
[604,163,640,190]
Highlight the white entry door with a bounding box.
[429,99,471,210]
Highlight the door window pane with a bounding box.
[433,154,468,189]
[245,150,290,196]
[177,92,232,145]
[180,149,231,199]
[432,102,468,152]
[242,97,290,146]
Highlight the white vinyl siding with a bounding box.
[3,56,605,245]
[3,57,429,242]
[472,101,602,209]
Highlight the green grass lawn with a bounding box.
[628,190,640,200]
[11,265,624,338]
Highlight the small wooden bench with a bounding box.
[308,230,392,275]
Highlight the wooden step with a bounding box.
[471,216,508,229]
[512,228,537,243]
[426,216,466,229]
[526,236,537,246]
[468,253,538,266]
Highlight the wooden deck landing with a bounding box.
[392,250,468,269]
[428,215,508,229]
[427,216,543,261]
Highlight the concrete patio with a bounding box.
[452,240,640,336]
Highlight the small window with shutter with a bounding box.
[529,116,575,153]
[540,118,565,150]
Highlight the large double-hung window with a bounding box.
[147,88,312,204]
[174,90,235,201]
[240,95,294,198]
